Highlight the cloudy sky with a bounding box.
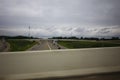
[0,0,120,38]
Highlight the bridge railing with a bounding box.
[0,47,120,80]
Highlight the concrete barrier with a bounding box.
[0,47,120,80]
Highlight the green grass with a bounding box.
[7,39,37,51]
[58,40,120,49]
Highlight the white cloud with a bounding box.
[0,0,120,38]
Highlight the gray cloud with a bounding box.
[97,28,111,34]
[0,0,120,38]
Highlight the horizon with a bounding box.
[0,35,120,39]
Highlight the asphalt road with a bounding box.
[28,39,66,51]
[0,40,9,52]
[0,47,120,80]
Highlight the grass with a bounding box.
[58,40,120,49]
[7,39,37,51]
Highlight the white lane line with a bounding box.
[47,42,51,50]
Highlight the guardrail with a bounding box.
[0,47,120,80]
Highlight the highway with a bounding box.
[0,47,120,80]
[28,39,66,51]
[0,40,10,52]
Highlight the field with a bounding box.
[7,39,37,51]
[58,40,120,49]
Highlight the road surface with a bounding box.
[0,40,10,52]
[0,47,120,80]
[28,39,66,51]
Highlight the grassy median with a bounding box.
[58,40,120,49]
[7,39,37,51]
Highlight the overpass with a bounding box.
[0,47,120,80]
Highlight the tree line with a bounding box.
[0,36,38,39]
[50,36,120,40]
[0,35,119,40]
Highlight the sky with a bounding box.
[0,0,120,38]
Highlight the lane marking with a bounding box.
[47,41,51,50]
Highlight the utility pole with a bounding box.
[71,31,72,37]
[28,26,30,38]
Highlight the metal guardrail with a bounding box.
[0,47,120,80]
